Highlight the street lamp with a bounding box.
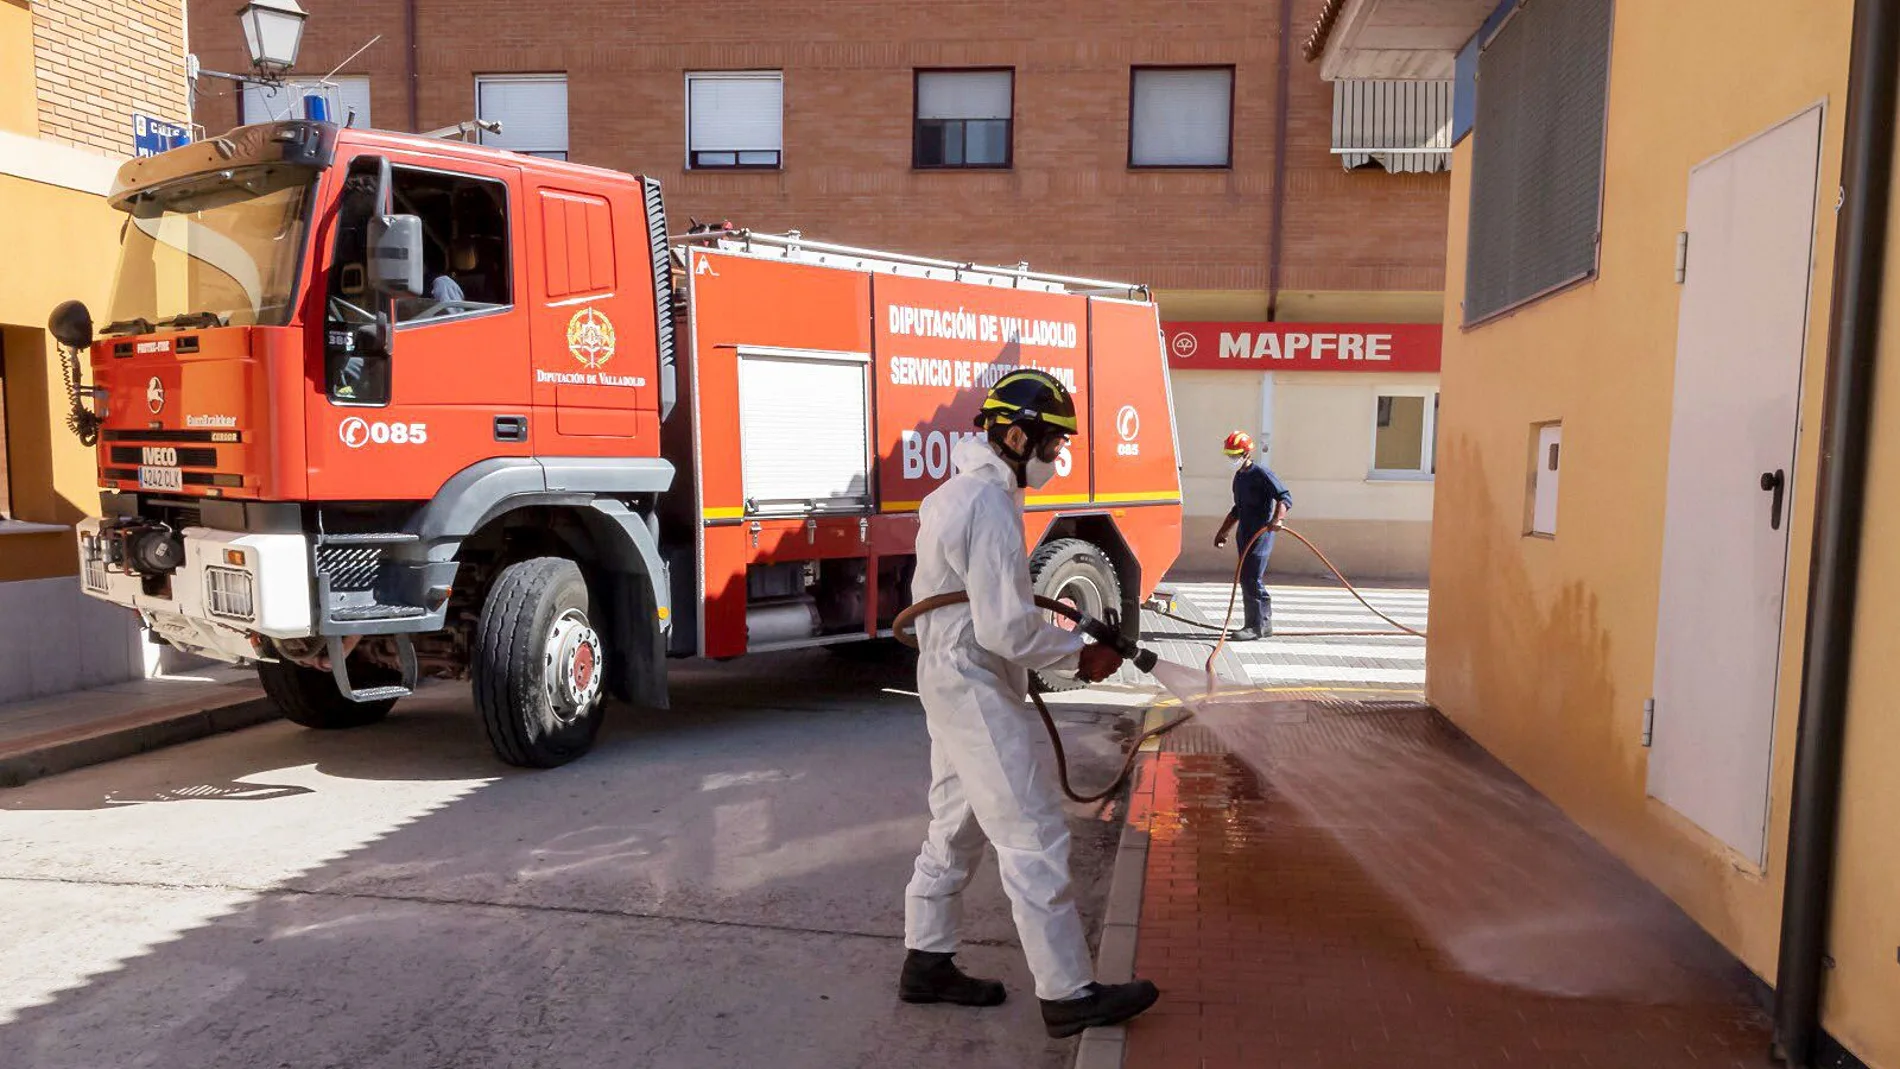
[237,0,308,78]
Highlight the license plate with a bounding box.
[138,465,183,492]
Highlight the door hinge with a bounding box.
[1673,231,1689,284]
[1642,697,1656,747]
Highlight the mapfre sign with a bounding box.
[1163,322,1442,373]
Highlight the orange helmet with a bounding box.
[1222,431,1254,457]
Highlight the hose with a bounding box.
[1194,523,1426,673]
[892,592,1192,804]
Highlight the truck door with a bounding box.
[524,180,662,452]
[307,151,532,500]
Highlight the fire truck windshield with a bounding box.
[106,164,315,334]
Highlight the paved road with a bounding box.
[0,649,1150,1069]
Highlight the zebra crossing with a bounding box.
[1160,581,1428,694]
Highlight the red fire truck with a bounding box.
[54,120,1182,767]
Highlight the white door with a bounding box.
[1648,106,1822,864]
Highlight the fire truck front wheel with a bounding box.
[1029,538,1124,693]
[473,556,607,768]
[256,659,397,730]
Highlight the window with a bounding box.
[1370,391,1437,480]
[1129,66,1233,168]
[1332,80,1451,174]
[738,348,870,513]
[914,69,1012,169]
[1528,422,1562,536]
[323,162,513,405]
[1464,0,1614,323]
[242,75,371,127]
[477,75,569,160]
[686,72,783,169]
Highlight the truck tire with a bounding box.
[256,658,396,730]
[1029,538,1123,693]
[473,556,607,768]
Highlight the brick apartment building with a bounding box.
[185,0,1451,577]
[2,0,193,703]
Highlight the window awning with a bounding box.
[1332,79,1452,173]
[1303,0,1500,81]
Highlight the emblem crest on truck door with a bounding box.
[566,307,616,369]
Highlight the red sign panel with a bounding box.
[1162,322,1442,373]
[873,275,1092,509]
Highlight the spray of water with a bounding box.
[1146,656,1252,712]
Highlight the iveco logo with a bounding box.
[146,376,165,414]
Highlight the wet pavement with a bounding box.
[1120,699,1776,1069]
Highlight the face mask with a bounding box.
[1231,456,1249,471]
[1025,456,1059,489]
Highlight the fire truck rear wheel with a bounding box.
[1029,538,1123,693]
[256,658,397,730]
[473,556,606,768]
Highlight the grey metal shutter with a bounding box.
[737,348,870,513]
[1464,0,1615,323]
[477,76,570,157]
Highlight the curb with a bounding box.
[1075,753,1156,1069]
[0,693,278,789]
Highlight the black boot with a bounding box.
[898,950,1007,1007]
[1040,980,1161,1038]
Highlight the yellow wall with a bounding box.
[0,172,126,582]
[1427,0,1863,1045]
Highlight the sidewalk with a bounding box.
[0,666,271,787]
[1112,585,1774,1069]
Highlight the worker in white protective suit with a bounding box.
[898,369,1161,1038]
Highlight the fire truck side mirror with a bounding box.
[367,214,424,298]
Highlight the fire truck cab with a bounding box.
[57,120,1182,768]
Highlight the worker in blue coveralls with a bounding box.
[1212,431,1291,640]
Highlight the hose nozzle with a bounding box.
[1078,608,1159,675]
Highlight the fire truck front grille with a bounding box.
[317,546,383,593]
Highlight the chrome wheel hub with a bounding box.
[1051,575,1104,630]
[543,608,603,723]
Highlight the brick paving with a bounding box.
[1122,585,1775,1069]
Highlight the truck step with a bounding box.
[327,633,417,704]
[343,684,413,702]
[331,604,429,621]
[318,532,420,546]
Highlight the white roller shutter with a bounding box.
[688,73,783,152]
[477,76,569,158]
[917,70,1011,120]
[242,75,372,127]
[738,348,869,513]
[1130,68,1232,167]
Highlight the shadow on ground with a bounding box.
[0,649,1133,1069]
